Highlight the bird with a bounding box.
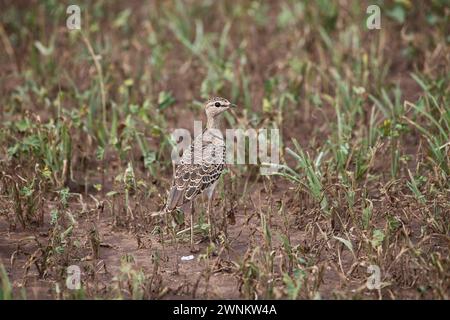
[152,97,236,251]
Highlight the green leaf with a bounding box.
[387,6,406,23]
[15,119,31,132]
[0,264,13,300]
[333,236,355,257]
[143,151,156,168]
[371,229,385,248]
[113,9,131,29]
[157,91,176,111]
[106,191,119,197]
[23,135,41,149]
[262,98,272,113]
[7,144,20,158]
[50,209,59,225]
[282,269,304,300]
[362,202,373,230]
[124,78,134,87]
[96,146,105,160]
[387,215,401,233]
[34,41,54,56]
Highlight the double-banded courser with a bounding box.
[153,97,236,251]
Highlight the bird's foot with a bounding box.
[190,244,200,253]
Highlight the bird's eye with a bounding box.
[215,102,221,107]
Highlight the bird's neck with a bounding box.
[206,115,221,130]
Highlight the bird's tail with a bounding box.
[151,186,179,217]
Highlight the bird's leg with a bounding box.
[206,181,218,243]
[190,200,195,252]
[207,195,213,244]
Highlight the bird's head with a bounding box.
[204,97,236,118]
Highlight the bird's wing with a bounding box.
[165,131,225,211]
[165,162,224,211]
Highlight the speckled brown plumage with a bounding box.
[164,97,234,212]
[165,130,226,211]
[155,97,235,250]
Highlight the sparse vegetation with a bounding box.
[0,0,448,299]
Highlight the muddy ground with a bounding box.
[0,1,448,299]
